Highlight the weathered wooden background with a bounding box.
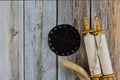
[0,0,120,80]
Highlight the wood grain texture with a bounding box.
[0,1,120,80]
[25,1,56,80]
[58,1,90,80]
[8,1,24,80]
[72,0,90,73]
[41,1,56,80]
[91,0,120,80]
[0,2,11,80]
[72,0,90,79]
[0,1,24,80]
[58,1,76,80]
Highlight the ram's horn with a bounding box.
[61,59,90,80]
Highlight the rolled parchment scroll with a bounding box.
[94,18,113,75]
[83,18,102,75]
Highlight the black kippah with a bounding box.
[48,24,80,56]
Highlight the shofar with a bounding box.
[61,59,90,80]
[94,18,113,75]
[83,18,102,75]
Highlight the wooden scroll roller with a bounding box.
[94,17,115,80]
[83,17,103,80]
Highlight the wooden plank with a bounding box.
[58,1,76,80]
[0,2,11,80]
[72,0,90,74]
[25,1,56,80]
[0,1,24,80]
[8,1,24,80]
[41,1,56,80]
[58,1,90,80]
[91,0,120,79]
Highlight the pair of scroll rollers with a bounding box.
[83,18,113,76]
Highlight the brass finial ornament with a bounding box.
[94,17,106,35]
[103,74,115,80]
[90,74,103,80]
[82,17,94,34]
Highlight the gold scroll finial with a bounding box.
[82,17,94,34]
[103,74,115,80]
[94,17,106,35]
[90,74,103,80]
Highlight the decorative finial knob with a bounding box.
[94,17,106,35]
[95,17,102,31]
[84,17,90,30]
[82,17,94,34]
